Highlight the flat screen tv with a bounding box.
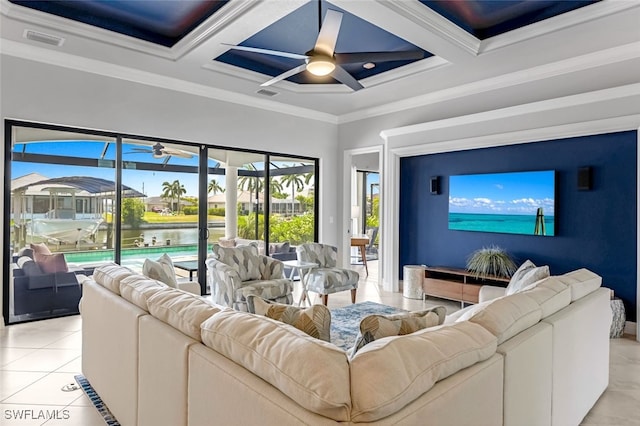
[449,170,555,236]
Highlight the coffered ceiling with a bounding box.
[1,0,639,121]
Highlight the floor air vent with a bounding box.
[256,89,278,97]
[23,29,65,47]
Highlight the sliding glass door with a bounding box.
[3,120,319,325]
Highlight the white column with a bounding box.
[225,166,238,239]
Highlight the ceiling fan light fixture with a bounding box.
[306,56,335,76]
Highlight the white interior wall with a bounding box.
[0,55,339,327]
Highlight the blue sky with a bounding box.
[449,170,555,216]
[12,141,314,197]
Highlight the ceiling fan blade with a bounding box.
[261,64,308,87]
[314,9,342,57]
[331,65,364,91]
[221,43,308,60]
[335,50,424,64]
[164,149,193,159]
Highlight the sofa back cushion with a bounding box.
[17,256,43,276]
[519,276,571,318]
[147,289,221,341]
[211,243,261,281]
[554,268,602,302]
[349,321,497,423]
[460,292,542,345]
[200,309,351,421]
[92,263,135,295]
[119,275,167,311]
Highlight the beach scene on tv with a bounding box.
[448,170,555,236]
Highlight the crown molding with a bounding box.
[480,1,640,53]
[204,55,449,94]
[0,0,260,60]
[0,39,338,124]
[377,0,480,56]
[391,114,640,159]
[339,42,640,124]
[381,84,640,150]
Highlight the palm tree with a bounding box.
[238,164,263,213]
[161,181,175,212]
[281,173,305,216]
[171,180,186,215]
[208,179,224,195]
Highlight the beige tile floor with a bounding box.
[1,260,638,425]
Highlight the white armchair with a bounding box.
[296,243,359,306]
[206,243,293,311]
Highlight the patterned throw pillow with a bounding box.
[350,306,447,356]
[142,253,178,288]
[247,296,331,342]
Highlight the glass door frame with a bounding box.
[3,120,319,324]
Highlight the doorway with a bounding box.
[344,147,383,285]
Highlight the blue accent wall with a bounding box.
[400,131,637,321]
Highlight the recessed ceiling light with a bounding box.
[363,62,375,70]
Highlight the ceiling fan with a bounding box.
[222,2,424,91]
[129,142,193,159]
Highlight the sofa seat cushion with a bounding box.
[306,268,359,292]
[201,309,351,421]
[554,268,602,301]
[147,289,222,341]
[119,275,167,311]
[92,263,135,295]
[142,253,178,288]
[519,276,571,318]
[351,306,447,356]
[247,295,331,342]
[460,292,542,344]
[211,244,262,281]
[349,321,497,423]
[236,278,293,302]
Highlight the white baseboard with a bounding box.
[624,321,637,338]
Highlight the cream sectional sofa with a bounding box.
[81,264,610,426]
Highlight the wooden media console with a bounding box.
[423,266,510,305]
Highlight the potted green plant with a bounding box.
[466,245,517,279]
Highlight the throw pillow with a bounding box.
[350,306,447,356]
[506,261,550,295]
[142,253,178,288]
[35,253,69,274]
[269,242,290,255]
[247,295,331,342]
[30,242,52,257]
